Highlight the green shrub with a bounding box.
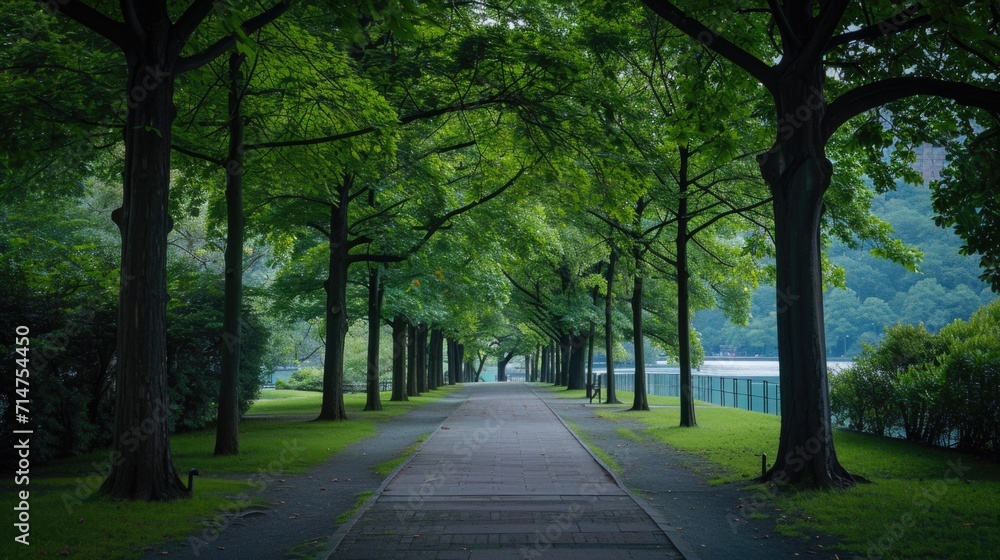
[892,362,948,446]
[831,323,945,439]
[166,270,274,432]
[831,362,892,433]
[832,300,1000,457]
[939,300,1000,456]
[276,367,324,391]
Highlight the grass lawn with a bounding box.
[0,387,458,560]
[539,384,1000,560]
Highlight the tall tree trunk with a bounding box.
[540,345,549,383]
[416,323,428,393]
[215,52,246,456]
[428,329,443,390]
[564,334,573,387]
[101,31,187,500]
[631,264,649,411]
[363,266,384,411]
[473,351,486,382]
[526,354,534,382]
[389,317,407,402]
[757,63,855,487]
[456,342,465,382]
[497,351,514,382]
[605,249,622,404]
[677,147,697,427]
[567,333,587,390]
[318,176,351,420]
[406,323,418,397]
[447,338,458,385]
[555,339,564,385]
[586,323,595,398]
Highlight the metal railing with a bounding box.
[609,372,781,415]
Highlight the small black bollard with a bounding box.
[188,468,200,494]
[757,454,767,477]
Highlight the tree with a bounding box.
[641,0,1000,486]
[933,128,1000,290]
[41,0,287,500]
[214,51,246,456]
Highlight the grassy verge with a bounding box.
[0,387,459,560]
[335,490,375,524]
[374,433,431,476]
[563,420,622,473]
[564,386,1000,560]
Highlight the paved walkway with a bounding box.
[324,383,688,559]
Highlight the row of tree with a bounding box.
[2,0,998,499]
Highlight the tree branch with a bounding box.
[171,0,215,51]
[764,0,798,50]
[416,159,536,244]
[641,0,775,91]
[176,1,290,74]
[306,220,331,238]
[826,4,930,53]
[687,196,773,239]
[42,0,129,49]
[172,143,223,165]
[119,0,145,43]
[801,0,850,63]
[824,77,1000,141]
[348,252,408,264]
[244,98,513,151]
[348,197,411,237]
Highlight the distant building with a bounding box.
[913,143,947,183]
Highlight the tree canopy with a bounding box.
[2,0,997,498]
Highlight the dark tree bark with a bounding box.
[555,335,568,386]
[50,0,287,502]
[406,323,419,396]
[567,333,587,390]
[102,39,187,499]
[540,344,550,383]
[214,52,246,456]
[446,338,458,385]
[318,176,352,421]
[630,257,649,411]
[676,147,696,428]
[458,342,465,383]
[497,351,514,382]
[472,351,486,382]
[428,329,443,390]
[389,317,408,402]
[586,323,595,398]
[363,265,384,411]
[415,323,428,393]
[604,248,622,404]
[755,58,852,484]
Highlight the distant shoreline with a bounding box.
[700,356,854,362]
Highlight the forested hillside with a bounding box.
[696,181,996,357]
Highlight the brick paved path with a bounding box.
[324,383,688,559]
